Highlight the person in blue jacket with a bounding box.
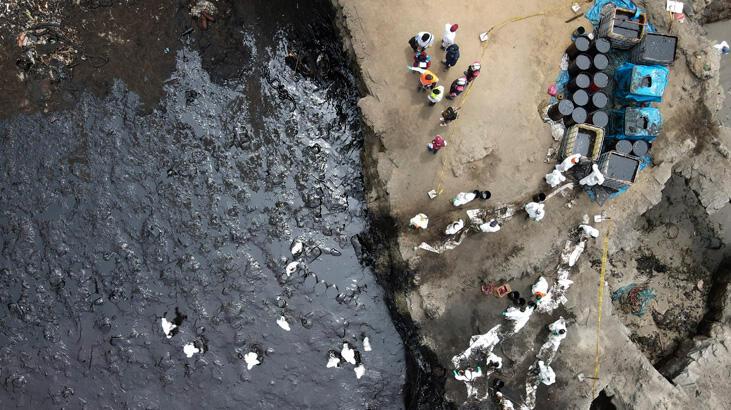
[443,44,460,69]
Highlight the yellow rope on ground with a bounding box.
[432,0,578,194]
[591,225,611,398]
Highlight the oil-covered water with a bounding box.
[0,4,405,408]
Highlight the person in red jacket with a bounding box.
[427,135,447,153]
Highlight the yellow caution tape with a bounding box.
[591,225,611,397]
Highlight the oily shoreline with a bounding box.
[329,1,451,408]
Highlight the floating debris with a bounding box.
[276,316,291,331]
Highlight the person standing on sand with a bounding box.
[447,77,467,99]
[443,44,460,69]
[440,106,459,126]
[441,23,459,49]
[412,68,438,91]
[465,61,481,82]
[428,85,445,105]
[413,50,432,69]
[409,31,434,51]
[427,134,447,153]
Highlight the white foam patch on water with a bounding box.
[183,343,200,358]
[161,317,177,339]
[277,316,291,331]
[362,337,372,352]
[326,354,340,368]
[285,261,299,276]
[353,364,365,379]
[244,352,260,370]
[341,343,356,365]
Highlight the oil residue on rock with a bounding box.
[0,10,405,410]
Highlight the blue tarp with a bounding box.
[614,63,669,103]
[585,0,655,32]
[607,107,662,141]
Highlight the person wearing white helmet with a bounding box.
[465,61,481,82]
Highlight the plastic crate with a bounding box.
[597,151,641,190]
[560,124,605,161]
[630,33,677,66]
[598,5,646,50]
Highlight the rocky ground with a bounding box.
[333,0,730,408]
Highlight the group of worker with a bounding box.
[407,25,483,154]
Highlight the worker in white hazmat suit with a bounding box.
[486,352,503,369]
[525,202,545,221]
[445,219,464,235]
[452,192,476,206]
[545,169,566,188]
[579,164,605,186]
[556,153,581,172]
[532,276,549,298]
[454,366,482,382]
[479,219,501,233]
[409,213,429,229]
[580,224,599,238]
[537,361,556,385]
[502,302,535,334]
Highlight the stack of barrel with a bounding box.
[548,35,611,129]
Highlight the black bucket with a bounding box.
[567,73,591,93]
[588,91,608,111]
[569,54,591,76]
[591,53,609,71]
[632,140,649,156]
[591,38,611,55]
[564,107,587,126]
[548,99,574,121]
[590,71,609,92]
[589,111,609,128]
[572,89,589,107]
[566,36,591,59]
[615,139,633,154]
